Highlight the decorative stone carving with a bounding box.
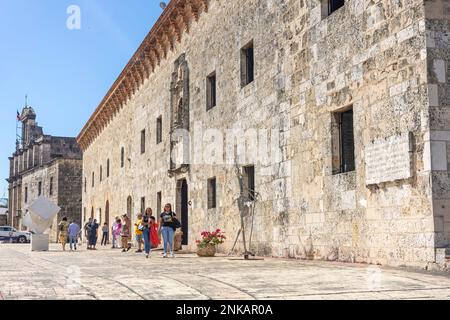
[169,54,190,175]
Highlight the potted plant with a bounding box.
[196,229,226,257]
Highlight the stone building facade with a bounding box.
[78,0,450,267]
[7,107,82,241]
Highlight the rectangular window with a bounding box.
[84,178,87,193]
[141,130,146,154]
[332,107,355,174]
[49,177,54,196]
[156,116,162,144]
[207,177,217,209]
[107,159,110,178]
[206,72,217,110]
[83,207,86,222]
[243,165,255,201]
[157,192,162,215]
[241,41,254,87]
[92,172,95,188]
[25,187,28,203]
[322,0,345,17]
[121,147,124,168]
[100,166,103,182]
[141,197,146,215]
[38,181,42,196]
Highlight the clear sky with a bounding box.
[0,0,167,198]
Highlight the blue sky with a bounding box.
[0,0,167,197]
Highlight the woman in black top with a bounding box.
[159,203,176,258]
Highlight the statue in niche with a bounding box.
[176,97,183,126]
[169,54,190,175]
[177,64,184,82]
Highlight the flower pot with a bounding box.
[197,245,216,257]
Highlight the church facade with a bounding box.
[78,0,450,267]
[7,107,82,241]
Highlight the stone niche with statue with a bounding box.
[168,53,190,177]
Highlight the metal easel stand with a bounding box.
[227,190,263,261]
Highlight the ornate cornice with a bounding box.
[77,0,209,151]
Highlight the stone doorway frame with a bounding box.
[176,179,189,245]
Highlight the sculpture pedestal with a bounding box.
[31,234,49,251]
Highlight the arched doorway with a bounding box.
[127,196,132,216]
[127,196,133,234]
[97,208,102,224]
[176,179,189,245]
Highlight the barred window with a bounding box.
[332,107,355,174]
[207,72,217,110]
[141,129,146,154]
[241,41,254,87]
[207,177,217,209]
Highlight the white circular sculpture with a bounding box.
[23,196,61,251]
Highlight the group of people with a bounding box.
[58,203,180,258]
[57,217,81,251]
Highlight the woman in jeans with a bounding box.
[159,203,176,258]
[101,222,109,246]
[142,208,152,258]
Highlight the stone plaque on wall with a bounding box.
[365,132,413,185]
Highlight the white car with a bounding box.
[0,226,31,243]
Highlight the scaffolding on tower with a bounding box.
[16,119,22,151]
[15,97,26,151]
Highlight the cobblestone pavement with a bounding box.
[1,243,450,300]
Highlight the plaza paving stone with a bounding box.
[1,243,450,300]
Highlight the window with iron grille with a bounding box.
[156,116,162,144]
[332,107,355,174]
[243,165,255,201]
[141,129,146,154]
[322,0,345,18]
[207,177,217,209]
[207,72,217,110]
[121,147,125,168]
[141,197,145,215]
[157,192,162,214]
[241,41,254,87]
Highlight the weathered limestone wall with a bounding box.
[21,159,82,241]
[82,0,443,267]
[424,0,450,257]
[21,161,59,241]
[57,159,83,227]
[283,0,432,267]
